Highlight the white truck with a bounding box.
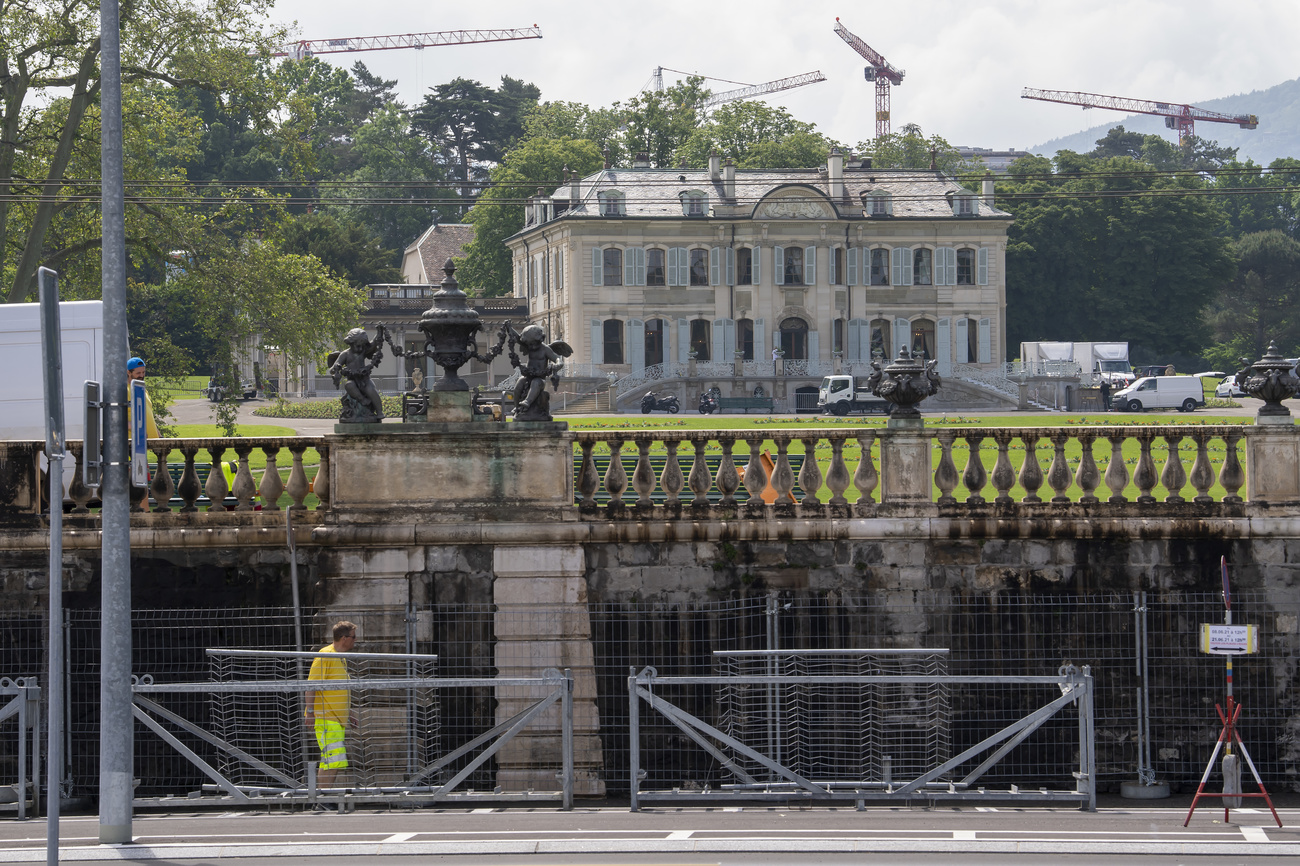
[0,300,103,440]
[818,375,891,416]
[1019,341,1134,387]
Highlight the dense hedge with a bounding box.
[253,396,405,419]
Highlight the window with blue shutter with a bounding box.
[956,318,969,363]
[751,245,761,283]
[774,246,784,285]
[978,247,989,285]
[978,318,992,363]
[804,246,816,285]
[846,247,858,285]
[710,247,722,285]
[725,247,735,285]
[590,318,604,364]
[591,248,602,286]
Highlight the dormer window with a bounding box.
[680,190,708,217]
[951,193,977,217]
[598,190,625,216]
[863,192,892,217]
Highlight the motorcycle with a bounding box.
[698,388,720,415]
[641,391,681,414]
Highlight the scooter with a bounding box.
[641,391,681,414]
[698,389,720,415]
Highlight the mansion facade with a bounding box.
[505,150,1012,381]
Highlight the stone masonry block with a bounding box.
[494,545,585,579]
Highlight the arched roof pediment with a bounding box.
[751,185,839,220]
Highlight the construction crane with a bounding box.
[644,66,827,109]
[833,17,905,140]
[268,26,542,61]
[1021,88,1258,143]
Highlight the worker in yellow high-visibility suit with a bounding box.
[126,357,159,440]
[306,621,357,790]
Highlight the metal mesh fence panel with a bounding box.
[0,614,46,804]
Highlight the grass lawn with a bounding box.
[153,375,211,400]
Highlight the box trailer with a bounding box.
[0,300,103,440]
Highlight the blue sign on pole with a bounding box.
[130,380,148,486]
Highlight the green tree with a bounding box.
[619,77,709,168]
[277,212,402,287]
[522,100,627,166]
[857,124,966,172]
[675,101,833,168]
[1204,231,1300,367]
[458,138,603,297]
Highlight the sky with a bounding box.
[267,0,1300,154]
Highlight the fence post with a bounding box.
[562,668,574,811]
[1082,666,1096,812]
[628,667,640,812]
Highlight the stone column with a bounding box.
[493,544,605,796]
[1245,423,1300,503]
[878,425,934,506]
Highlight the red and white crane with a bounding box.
[1021,87,1258,143]
[833,17,905,140]
[268,26,542,61]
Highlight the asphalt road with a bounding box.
[1,798,1299,863]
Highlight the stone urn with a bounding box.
[870,346,942,419]
[1239,341,1300,418]
[418,259,484,391]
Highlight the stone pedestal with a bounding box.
[493,545,605,796]
[327,422,575,524]
[1245,425,1300,503]
[879,428,933,504]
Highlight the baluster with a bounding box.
[797,436,824,511]
[68,442,92,514]
[177,444,202,512]
[661,440,685,507]
[716,436,740,504]
[258,444,285,511]
[286,442,310,510]
[150,442,174,512]
[1103,433,1129,503]
[576,439,599,508]
[129,476,149,513]
[1219,431,1244,503]
[770,438,796,508]
[687,439,712,507]
[1046,431,1072,502]
[313,443,331,511]
[1133,431,1158,503]
[632,438,656,508]
[990,431,1016,504]
[1018,434,1044,503]
[1075,432,1100,504]
[1160,433,1186,503]
[232,443,257,511]
[934,431,959,504]
[852,432,878,507]
[1189,430,1215,503]
[742,437,767,507]
[825,436,851,507]
[205,444,229,512]
[962,434,987,504]
[604,439,628,509]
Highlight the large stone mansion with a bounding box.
[506,149,1012,380]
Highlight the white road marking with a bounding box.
[1240,826,1269,842]
[954,830,977,840]
[666,830,694,840]
[470,807,494,814]
[975,807,998,812]
[723,807,742,812]
[383,832,417,843]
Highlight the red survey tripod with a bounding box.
[1184,557,1281,828]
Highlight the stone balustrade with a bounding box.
[573,424,1255,518]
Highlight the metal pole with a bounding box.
[562,669,573,811]
[38,267,64,863]
[628,668,639,812]
[99,0,133,844]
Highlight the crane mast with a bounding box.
[833,17,904,140]
[269,26,542,60]
[1021,87,1258,143]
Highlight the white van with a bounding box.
[1113,375,1204,412]
[0,299,103,439]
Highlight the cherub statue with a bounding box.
[328,327,386,423]
[505,323,573,422]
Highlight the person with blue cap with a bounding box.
[127,357,160,440]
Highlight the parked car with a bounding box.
[206,379,259,401]
[1214,376,1247,399]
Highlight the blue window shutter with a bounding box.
[712,318,726,358]
[846,247,858,285]
[978,247,989,285]
[846,317,861,361]
[624,248,635,286]
[637,247,647,285]
[808,330,819,361]
[829,248,838,285]
[590,318,604,364]
[725,247,735,285]
[956,318,969,364]
[628,319,645,371]
[774,246,784,285]
[677,318,690,363]
[722,318,736,359]
[902,249,913,286]
[937,317,951,377]
[753,317,765,361]
[978,318,992,364]
[805,246,816,285]
[752,246,761,283]
[592,248,603,286]
[674,247,689,286]
[894,317,910,357]
[947,248,958,285]
[710,246,721,285]
[891,247,903,286]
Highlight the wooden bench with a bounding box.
[717,396,776,413]
[574,453,804,505]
